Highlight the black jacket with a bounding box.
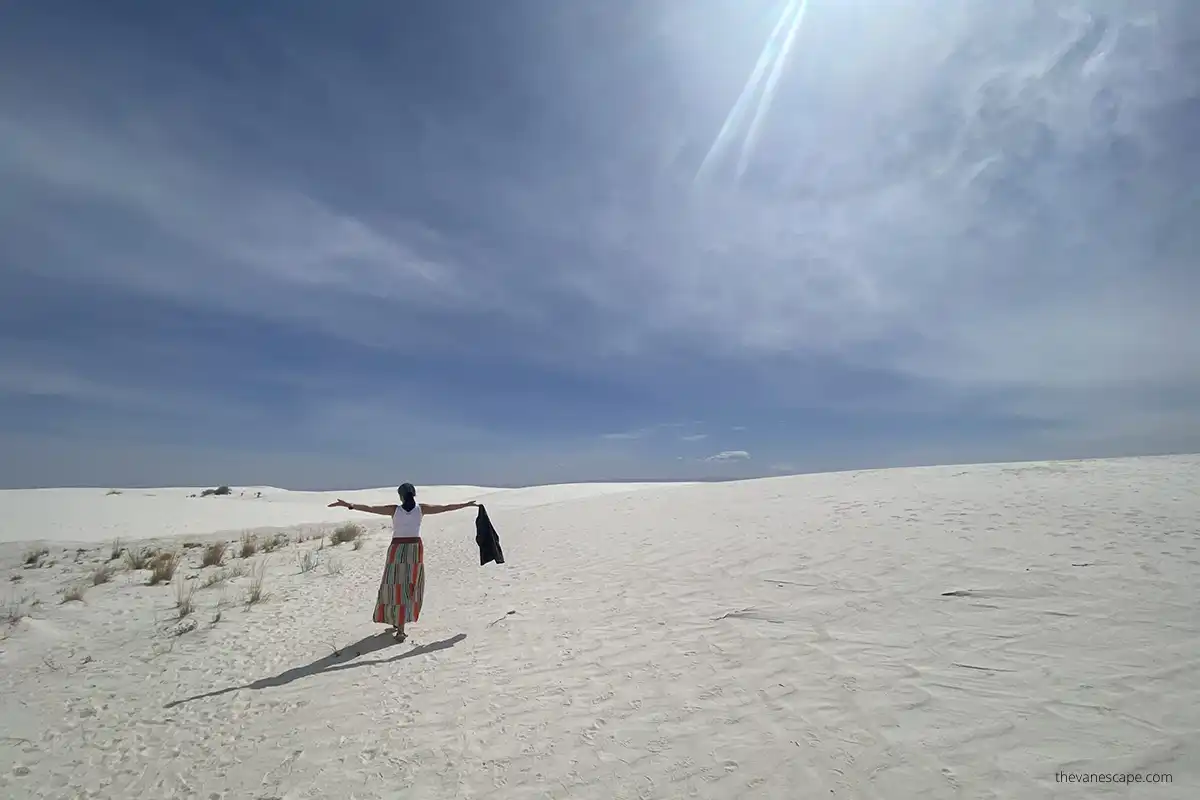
[475,504,505,565]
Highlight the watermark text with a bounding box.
[1056,771,1172,785]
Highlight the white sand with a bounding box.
[1,456,1197,798]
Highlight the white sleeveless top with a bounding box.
[392,503,423,539]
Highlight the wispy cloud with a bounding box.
[681,433,709,442]
[602,429,654,441]
[705,450,751,463]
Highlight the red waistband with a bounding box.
[391,537,422,544]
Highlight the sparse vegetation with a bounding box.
[5,593,34,625]
[124,547,153,571]
[244,559,268,608]
[352,537,364,551]
[200,485,232,497]
[175,574,196,619]
[110,538,122,561]
[106,489,122,496]
[201,541,227,567]
[148,551,180,586]
[325,556,344,576]
[201,562,249,589]
[60,585,86,603]
[262,533,288,553]
[210,589,228,626]
[239,532,258,559]
[23,547,49,567]
[330,522,362,546]
[92,564,114,585]
[297,549,318,574]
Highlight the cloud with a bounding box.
[705,450,751,463]
[0,2,1196,487]
[680,433,709,441]
[602,422,706,441]
[601,429,653,441]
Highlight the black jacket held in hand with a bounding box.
[475,504,505,565]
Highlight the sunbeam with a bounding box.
[736,0,809,178]
[694,0,802,184]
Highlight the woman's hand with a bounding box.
[328,499,351,509]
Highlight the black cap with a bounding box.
[398,483,416,497]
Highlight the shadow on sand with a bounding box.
[164,632,467,709]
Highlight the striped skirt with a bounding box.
[373,537,424,626]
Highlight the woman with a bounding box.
[328,483,477,642]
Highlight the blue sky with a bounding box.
[1,0,1197,489]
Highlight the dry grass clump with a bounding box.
[110,538,123,561]
[239,532,258,559]
[261,533,288,553]
[325,556,344,576]
[296,549,318,574]
[92,564,114,585]
[5,593,35,625]
[352,537,364,551]
[175,574,196,619]
[201,541,227,567]
[244,560,268,609]
[148,551,180,586]
[60,585,86,603]
[330,522,362,546]
[124,547,153,571]
[23,547,49,567]
[201,562,248,589]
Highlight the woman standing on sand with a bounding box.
[328,483,477,642]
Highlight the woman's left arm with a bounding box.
[420,501,479,515]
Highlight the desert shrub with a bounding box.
[175,574,196,618]
[200,485,232,497]
[23,547,49,567]
[148,552,180,586]
[60,585,86,603]
[201,562,247,589]
[92,564,114,585]
[296,550,318,574]
[5,593,34,625]
[244,560,267,608]
[201,541,227,568]
[239,533,258,559]
[124,547,153,571]
[110,539,123,561]
[330,523,362,546]
[262,533,288,553]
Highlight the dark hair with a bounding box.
[398,482,416,512]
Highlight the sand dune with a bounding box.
[1,455,1197,798]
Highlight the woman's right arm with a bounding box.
[329,499,397,516]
